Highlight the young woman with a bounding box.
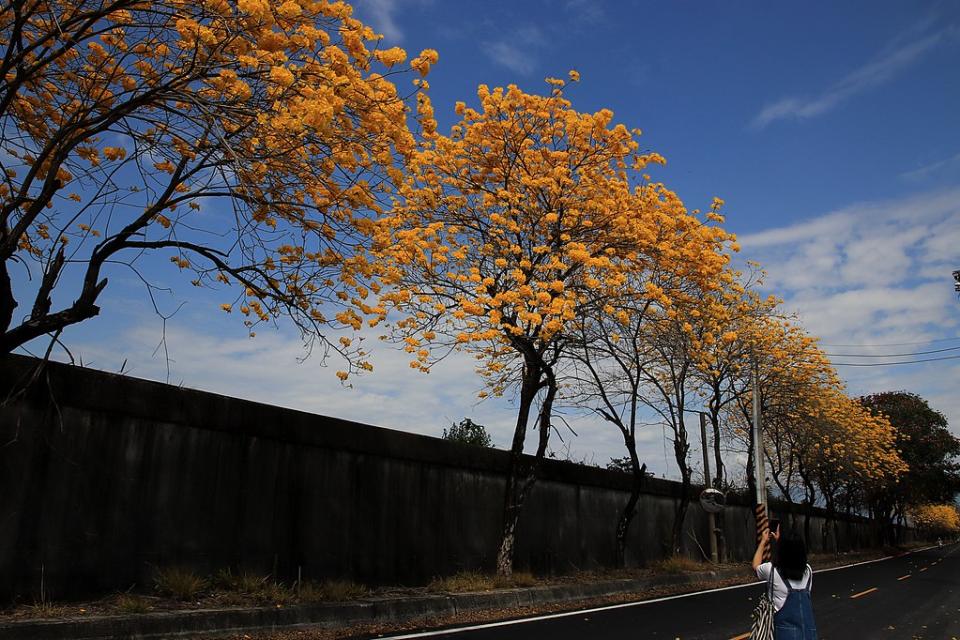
[752,527,818,639]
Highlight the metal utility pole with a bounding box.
[751,354,770,560]
[700,412,719,563]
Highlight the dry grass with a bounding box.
[154,567,207,600]
[428,572,493,592]
[506,572,538,587]
[114,594,151,614]
[23,602,70,618]
[211,570,296,605]
[428,571,539,592]
[299,580,368,603]
[650,555,704,574]
[213,569,270,593]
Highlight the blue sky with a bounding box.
[18,0,960,481]
[357,0,960,233]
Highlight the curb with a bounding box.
[0,568,749,640]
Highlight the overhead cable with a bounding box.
[830,354,960,367]
[824,345,960,358]
[819,336,960,348]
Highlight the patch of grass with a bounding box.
[258,581,294,605]
[154,567,207,601]
[429,571,539,592]
[429,572,494,592]
[211,569,294,604]
[114,594,151,614]
[212,569,269,593]
[650,555,704,574]
[507,571,538,587]
[24,602,70,618]
[299,580,368,602]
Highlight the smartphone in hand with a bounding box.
[769,519,781,535]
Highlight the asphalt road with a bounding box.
[382,544,960,640]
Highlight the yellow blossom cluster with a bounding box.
[908,504,960,535]
[368,79,731,383]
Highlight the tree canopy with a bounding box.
[1,0,436,374]
[441,418,492,447]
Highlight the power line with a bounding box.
[824,345,960,358]
[830,354,960,367]
[819,336,960,348]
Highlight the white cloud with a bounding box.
[355,0,407,42]
[740,188,960,292]
[482,26,546,76]
[751,25,956,129]
[483,41,536,75]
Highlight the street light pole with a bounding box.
[751,354,769,560]
[699,412,719,563]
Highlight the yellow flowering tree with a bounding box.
[569,201,732,565]
[909,504,960,537]
[859,391,960,544]
[0,0,435,372]
[723,318,906,546]
[373,76,728,575]
[720,311,834,505]
[689,264,772,490]
[798,390,905,549]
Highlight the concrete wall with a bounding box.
[0,355,895,601]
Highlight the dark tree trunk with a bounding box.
[495,360,540,577]
[823,492,839,554]
[495,360,556,577]
[671,471,692,556]
[669,416,691,556]
[800,472,815,546]
[746,423,757,505]
[708,394,724,488]
[614,440,645,567]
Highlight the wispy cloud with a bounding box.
[751,24,956,129]
[900,152,960,182]
[483,41,537,75]
[356,0,405,41]
[564,0,605,25]
[482,26,546,76]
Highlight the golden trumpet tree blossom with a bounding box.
[721,307,906,532]
[1,0,431,372]
[690,265,775,489]
[909,504,960,536]
[372,78,730,575]
[567,207,736,565]
[374,80,729,378]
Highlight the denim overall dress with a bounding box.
[773,567,817,640]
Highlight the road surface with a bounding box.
[381,544,960,639]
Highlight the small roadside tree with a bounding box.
[859,392,960,543]
[442,418,492,447]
